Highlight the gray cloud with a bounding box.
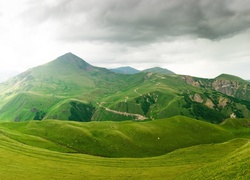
[1,0,250,81]
[23,0,250,43]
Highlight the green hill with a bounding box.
[0,53,130,121]
[142,66,175,74]
[0,53,250,123]
[0,116,248,158]
[215,73,247,83]
[0,53,249,179]
[0,116,249,179]
[179,138,250,179]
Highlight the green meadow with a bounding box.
[0,54,250,179]
[0,116,249,179]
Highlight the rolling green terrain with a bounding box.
[0,116,249,179]
[0,53,250,123]
[0,53,249,179]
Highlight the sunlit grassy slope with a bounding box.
[0,53,133,121]
[0,116,236,158]
[0,117,249,179]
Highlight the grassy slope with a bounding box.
[179,139,250,179]
[0,116,235,158]
[215,73,247,83]
[96,73,250,123]
[0,54,250,123]
[0,53,131,121]
[0,117,250,179]
[94,74,196,120]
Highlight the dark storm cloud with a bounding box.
[24,0,250,43]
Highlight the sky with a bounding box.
[0,0,250,82]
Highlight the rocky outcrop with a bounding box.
[181,75,250,101]
[181,76,200,87]
[212,79,240,97]
[193,93,203,103]
[218,97,229,108]
[205,99,214,109]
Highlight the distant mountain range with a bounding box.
[109,66,140,74]
[0,52,250,123]
[110,66,175,75]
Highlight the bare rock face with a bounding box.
[181,76,200,87]
[212,79,240,97]
[181,74,250,101]
[218,97,230,108]
[205,99,214,109]
[193,93,203,103]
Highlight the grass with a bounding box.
[0,116,250,179]
[179,139,250,179]
[0,54,250,122]
[0,116,236,158]
[0,53,249,178]
[0,132,249,179]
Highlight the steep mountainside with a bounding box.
[0,53,132,121]
[181,74,250,101]
[0,53,250,123]
[95,73,250,123]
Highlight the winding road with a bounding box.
[97,102,147,121]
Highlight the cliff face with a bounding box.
[212,79,240,96]
[180,75,250,120]
[212,79,250,101]
[181,75,250,101]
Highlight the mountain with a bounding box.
[109,66,175,75]
[142,67,175,74]
[110,66,140,74]
[0,53,130,121]
[0,53,250,123]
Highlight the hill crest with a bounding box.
[215,73,246,82]
[142,67,175,75]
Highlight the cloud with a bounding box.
[23,0,250,43]
[1,0,250,81]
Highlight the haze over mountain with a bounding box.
[109,66,140,74]
[110,66,175,75]
[0,53,250,123]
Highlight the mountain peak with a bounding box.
[56,52,86,63]
[46,52,93,70]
